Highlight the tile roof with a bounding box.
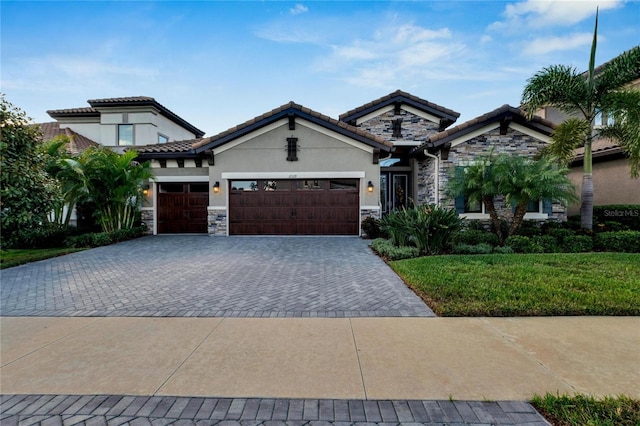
[573,137,623,161]
[411,104,556,155]
[47,96,205,138]
[190,101,392,152]
[37,122,100,154]
[131,139,203,155]
[339,89,460,126]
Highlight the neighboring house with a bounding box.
[533,54,640,215]
[135,91,561,236]
[43,96,205,152]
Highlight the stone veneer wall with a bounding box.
[358,110,440,144]
[429,127,567,222]
[416,157,437,205]
[208,207,228,236]
[140,209,154,235]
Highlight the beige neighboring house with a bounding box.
[135,91,562,236]
[42,96,205,152]
[533,56,640,215]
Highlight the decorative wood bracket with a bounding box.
[177,159,184,168]
[394,101,402,115]
[205,150,215,166]
[158,159,167,168]
[194,158,202,168]
[500,115,512,135]
[373,149,380,165]
[288,113,296,130]
[441,143,451,160]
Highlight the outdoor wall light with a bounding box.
[367,181,374,192]
[213,181,220,193]
[142,184,150,196]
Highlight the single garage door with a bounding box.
[157,183,209,234]
[229,179,359,235]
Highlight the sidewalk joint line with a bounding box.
[152,317,227,395]
[0,317,106,368]
[349,318,368,400]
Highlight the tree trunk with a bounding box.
[581,129,594,230]
[580,173,594,230]
[509,203,528,237]
[483,195,504,245]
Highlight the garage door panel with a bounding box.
[157,183,208,234]
[229,179,359,236]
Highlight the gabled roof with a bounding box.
[573,138,624,162]
[410,104,556,156]
[47,96,205,138]
[339,89,460,129]
[38,122,100,154]
[191,101,392,153]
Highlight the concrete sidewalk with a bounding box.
[2,316,638,400]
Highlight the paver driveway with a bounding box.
[1,236,433,317]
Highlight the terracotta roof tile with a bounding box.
[132,139,201,154]
[573,137,623,160]
[37,122,100,154]
[46,107,99,117]
[339,89,460,123]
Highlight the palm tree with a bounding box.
[521,10,640,230]
[492,155,578,237]
[447,154,504,243]
[81,147,154,232]
[448,153,577,244]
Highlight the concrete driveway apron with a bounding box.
[0,236,434,318]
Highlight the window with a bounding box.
[158,134,169,144]
[287,137,298,161]
[297,180,323,190]
[230,180,258,191]
[465,197,483,213]
[329,179,357,190]
[526,199,541,213]
[118,124,134,146]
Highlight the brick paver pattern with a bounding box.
[0,395,550,425]
[0,236,433,318]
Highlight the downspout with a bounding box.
[423,150,439,205]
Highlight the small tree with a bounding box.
[448,154,578,244]
[42,135,88,226]
[0,96,59,246]
[81,147,154,232]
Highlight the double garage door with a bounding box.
[157,179,360,235]
[229,179,359,235]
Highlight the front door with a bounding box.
[380,172,411,214]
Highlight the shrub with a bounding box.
[493,246,514,254]
[453,243,493,255]
[533,235,558,253]
[517,220,543,237]
[546,228,575,245]
[380,205,461,255]
[593,205,640,231]
[64,226,145,248]
[453,229,499,247]
[505,235,544,253]
[370,238,420,260]
[11,224,74,249]
[361,216,386,239]
[594,231,640,253]
[562,235,594,253]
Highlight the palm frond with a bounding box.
[594,45,640,95]
[544,118,590,165]
[521,65,590,119]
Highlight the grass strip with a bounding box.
[531,393,640,426]
[390,253,640,316]
[0,248,85,269]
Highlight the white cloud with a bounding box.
[290,4,308,15]
[524,32,595,55]
[489,0,623,31]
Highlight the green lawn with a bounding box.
[390,253,640,316]
[0,248,85,269]
[531,393,640,426]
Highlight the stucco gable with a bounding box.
[191,102,392,154]
[339,90,459,130]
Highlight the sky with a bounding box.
[2,0,639,137]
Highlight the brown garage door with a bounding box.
[229,179,359,235]
[157,183,209,234]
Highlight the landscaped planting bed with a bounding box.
[390,252,640,316]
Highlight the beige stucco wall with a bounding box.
[99,109,198,147]
[568,158,640,215]
[208,118,381,209]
